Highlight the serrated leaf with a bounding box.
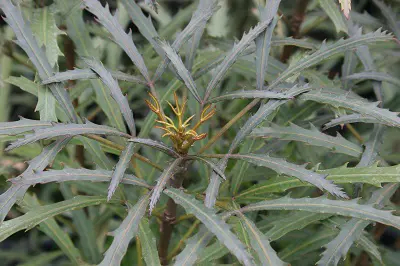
[149,158,183,213]
[344,71,400,87]
[120,0,163,56]
[251,123,362,157]
[108,142,135,200]
[255,0,281,90]
[185,0,217,72]
[10,167,150,188]
[267,29,392,90]
[300,88,400,128]
[99,194,149,266]
[42,68,145,85]
[338,0,351,19]
[240,195,400,230]
[349,23,383,103]
[236,163,400,199]
[155,39,202,103]
[128,138,180,158]
[205,84,310,208]
[204,18,275,101]
[54,0,125,131]
[0,137,70,223]
[323,114,381,129]
[83,0,150,82]
[83,58,136,135]
[319,0,348,33]
[138,218,161,266]
[36,87,57,122]
[207,89,303,103]
[0,117,52,135]
[6,120,130,151]
[0,196,109,241]
[237,214,287,266]
[0,0,77,122]
[153,1,218,81]
[317,183,398,266]
[164,188,254,266]
[226,154,347,198]
[174,226,214,266]
[31,5,65,67]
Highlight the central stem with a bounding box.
[158,160,189,265]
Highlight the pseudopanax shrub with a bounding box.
[0,0,399,265]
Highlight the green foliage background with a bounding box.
[0,0,400,265]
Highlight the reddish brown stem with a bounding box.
[158,161,189,265]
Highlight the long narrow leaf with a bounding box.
[120,0,163,56]
[173,226,214,266]
[54,0,125,131]
[84,58,136,135]
[267,29,393,90]
[204,19,275,101]
[153,1,218,81]
[240,195,400,230]
[99,194,149,266]
[149,158,183,213]
[344,71,400,87]
[0,0,77,122]
[300,88,400,128]
[251,123,362,157]
[19,194,83,264]
[42,68,145,85]
[319,0,347,33]
[83,0,150,82]
[108,142,135,200]
[164,188,254,266]
[236,162,400,199]
[155,39,202,103]
[0,137,70,223]
[205,84,310,208]
[185,0,217,71]
[60,184,101,263]
[226,154,347,198]
[317,183,398,266]
[237,214,287,266]
[0,117,52,135]
[256,0,281,90]
[11,167,150,188]
[207,89,303,103]
[6,121,130,151]
[372,0,400,39]
[323,114,381,129]
[138,218,162,266]
[0,196,109,241]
